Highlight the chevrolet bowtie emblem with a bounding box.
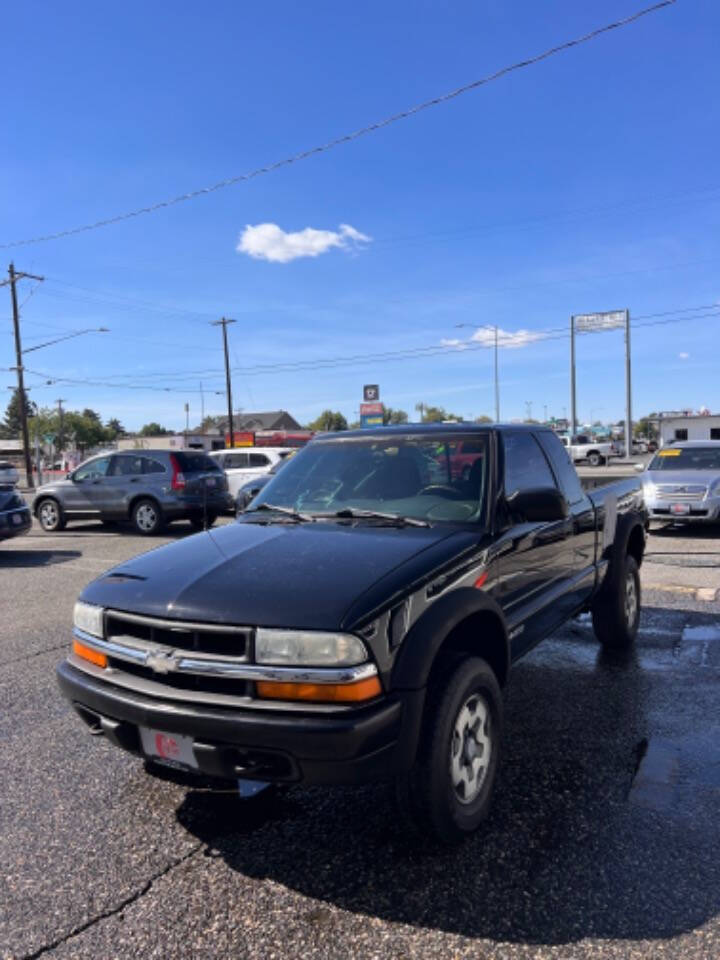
[145,651,178,674]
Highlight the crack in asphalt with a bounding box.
[19,842,205,960]
[0,643,68,668]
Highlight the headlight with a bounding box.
[708,479,720,496]
[255,629,368,666]
[642,482,656,499]
[73,602,104,638]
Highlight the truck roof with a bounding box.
[316,422,546,440]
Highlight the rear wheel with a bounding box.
[131,498,164,536]
[587,451,602,467]
[592,553,640,649]
[395,657,503,844]
[37,498,66,532]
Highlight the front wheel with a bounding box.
[591,553,640,649]
[131,498,164,536]
[395,657,503,844]
[37,498,66,532]
[587,451,602,467]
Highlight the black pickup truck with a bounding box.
[58,424,645,842]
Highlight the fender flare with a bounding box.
[391,587,510,691]
[598,511,645,594]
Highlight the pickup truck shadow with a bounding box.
[175,608,719,947]
[0,549,81,567]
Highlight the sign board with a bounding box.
[360,402,383,416]
[363,384,380,402]
[43,434,55,444]
[225,431,255,448]
[575,310,625,333]
[360,415,383,428]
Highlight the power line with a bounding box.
[19,307,717,394]
[0,0,677,249]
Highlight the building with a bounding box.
[217,411,302,432]
[656,412,720,446]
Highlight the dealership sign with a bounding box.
[575,310,625,332]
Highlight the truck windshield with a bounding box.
[649,447,720,471]
[247,433,490,524]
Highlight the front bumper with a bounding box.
[0,506,32,540]
[645,495,720,523]
[56,660,424,786]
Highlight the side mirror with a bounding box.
[634,463,645,473]
[506,487,568,522]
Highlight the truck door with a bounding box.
[535,430,596,608]
[497,431,574,657]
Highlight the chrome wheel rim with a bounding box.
[40,502,57,528]
[136,504,156,531]
[450,693,492,805]
[625,570,638,626]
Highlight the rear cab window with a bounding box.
[502,431,557,497]
[535,431,585,504]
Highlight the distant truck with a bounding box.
[560,434,613,467]
[58,423,645,843]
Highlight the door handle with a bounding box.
[130,478,140,483]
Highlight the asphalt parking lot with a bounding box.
[2,518,719,960]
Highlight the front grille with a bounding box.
[107,657,254,698]
[655,484,707,501]
[105,610,250,657]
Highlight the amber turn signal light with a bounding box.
[72,638,108,669]
[256,675,381,703]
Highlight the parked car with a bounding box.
[58,423,645,843]
[0,487,32,541]
[31,450,232,535]
[209,447,292,499]
[234,453,294,513]
[639,441,720,527]
[0,461,20,486]
[559,434,613,466]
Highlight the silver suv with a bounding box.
[32,450,232,535]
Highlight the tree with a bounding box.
[139,422,172,437]
[382,407,408,425]
[105,418,126,440]
[65,411,109,453]
[636,416,658,441]
[415,403,462,423]
[82,408,103,425]
[1,388,37,438]
[474,415,493,423]
[307,410,348,432]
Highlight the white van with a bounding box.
[209,447,293,498]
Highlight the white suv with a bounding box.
[209,447,292,498]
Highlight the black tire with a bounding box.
[189,513,217,531]
[591,553,640,649]
[587,451,601,467]
[36,498,66,532]
[395,657,503,844]
[131,498,164,536]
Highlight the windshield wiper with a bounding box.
[246,503,315,522]
[325,508,430,527]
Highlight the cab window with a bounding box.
[536,431,584,504]
[502,432,556,497]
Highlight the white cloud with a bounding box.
[678,351,690,359]
[237,222,371,263]
[441,327,545,351]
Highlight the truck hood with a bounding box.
[80,519,472,630]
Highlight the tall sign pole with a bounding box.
[570,315,577,438]
[494,325,500,422]
[624,309,632,460]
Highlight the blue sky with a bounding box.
[2,0,719,431]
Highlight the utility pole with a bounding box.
[525,400,533,422]
[212,318,236,448]
[1,263,44,489]
[199,382,205,426]
[570,314,577,439]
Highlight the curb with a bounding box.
[645,583,719,602]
